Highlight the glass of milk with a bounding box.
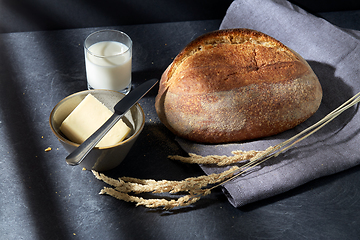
[84,30,132,94]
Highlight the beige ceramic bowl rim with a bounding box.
[49,89,145,150]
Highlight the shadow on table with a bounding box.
[0,37,70,238]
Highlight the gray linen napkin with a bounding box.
[176,0,360,207]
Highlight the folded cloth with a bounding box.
[176,0,360,207]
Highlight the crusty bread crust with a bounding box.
[155,29,322,143]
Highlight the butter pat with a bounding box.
[60,94,131,148]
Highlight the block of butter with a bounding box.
[60,94,131,148]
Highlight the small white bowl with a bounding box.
[49,89,145,171]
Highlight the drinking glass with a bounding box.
[84,29,132,94]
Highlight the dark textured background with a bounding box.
[1,1,360,239]
[1,0,360,33]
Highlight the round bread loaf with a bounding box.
[155,28,322,143]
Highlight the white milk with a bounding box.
[85,41,131,91]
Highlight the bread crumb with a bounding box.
[82,167,87,171]
[45,147,52,152]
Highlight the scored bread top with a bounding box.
[155,28,322,143]
[164,28,309,94]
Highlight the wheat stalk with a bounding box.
[200,91,360,190]
[92,166,240,209]
[93,92,360,209]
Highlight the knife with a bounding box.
[65,78,158,167]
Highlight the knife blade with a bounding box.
[65,78,158,167]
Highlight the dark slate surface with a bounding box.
[1,0,359,34]
[1,17,360,239]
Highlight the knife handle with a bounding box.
[65,78,159,168]
[65,113,122,166]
